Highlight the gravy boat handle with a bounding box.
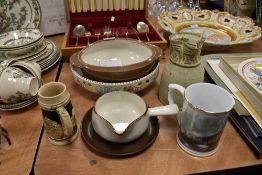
[146,104,179,117]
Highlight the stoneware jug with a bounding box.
[38,82,78,145]
[159,33,205,108]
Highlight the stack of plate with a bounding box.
[0,29,61,72]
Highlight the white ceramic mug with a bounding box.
[0,67,39,104]
[92,91,179,143]
[168,83,235,157]
[38,82,78,145]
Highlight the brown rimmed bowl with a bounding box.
[70,39,162,83]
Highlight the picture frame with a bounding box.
[39,0,67,36]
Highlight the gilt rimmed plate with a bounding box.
[0,0,41,33]
[158,9,261,50]
[238,58,262,93]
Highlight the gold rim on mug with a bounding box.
[183,83,235,116]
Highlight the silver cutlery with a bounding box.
[70,0,76,13]
[73,24,86,46]
[131,27,140,41]
[85,31,91,46]
[187,0,194,9]
[193,0,201,11]
[104,25,111,38]
[115,30,119,38]
[125,27,128,38]
[95,30,100,41]
[137,21,150,41]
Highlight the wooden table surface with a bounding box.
[0,36,63,175]
[34,36,262,175]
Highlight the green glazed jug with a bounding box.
[159,33,205,108]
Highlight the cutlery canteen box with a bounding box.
[61,0,167,57]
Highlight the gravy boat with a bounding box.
[92,91,179,143]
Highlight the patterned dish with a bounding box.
[0,37,44,57]
[0,29,43,49]
[71,60,159,95]
[0,39,49,62]
[238,58,262,93]
[0,41,47,60]
[0,0,41,33]
[158,9,261,50]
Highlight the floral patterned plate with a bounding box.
[158,9,261,50]
[238,58,262,94]
[0,0,41,33]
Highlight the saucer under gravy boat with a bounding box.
[81,107,160,157]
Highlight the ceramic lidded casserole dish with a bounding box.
[70,39,162,82]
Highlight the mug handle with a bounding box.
[168,84,186,125]
[56,106,74,138]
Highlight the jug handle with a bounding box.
[56,106,74,138]
[168,84,186,126]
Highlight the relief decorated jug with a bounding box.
[159,33,205,108]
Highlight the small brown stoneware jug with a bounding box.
[38,82,78,145]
